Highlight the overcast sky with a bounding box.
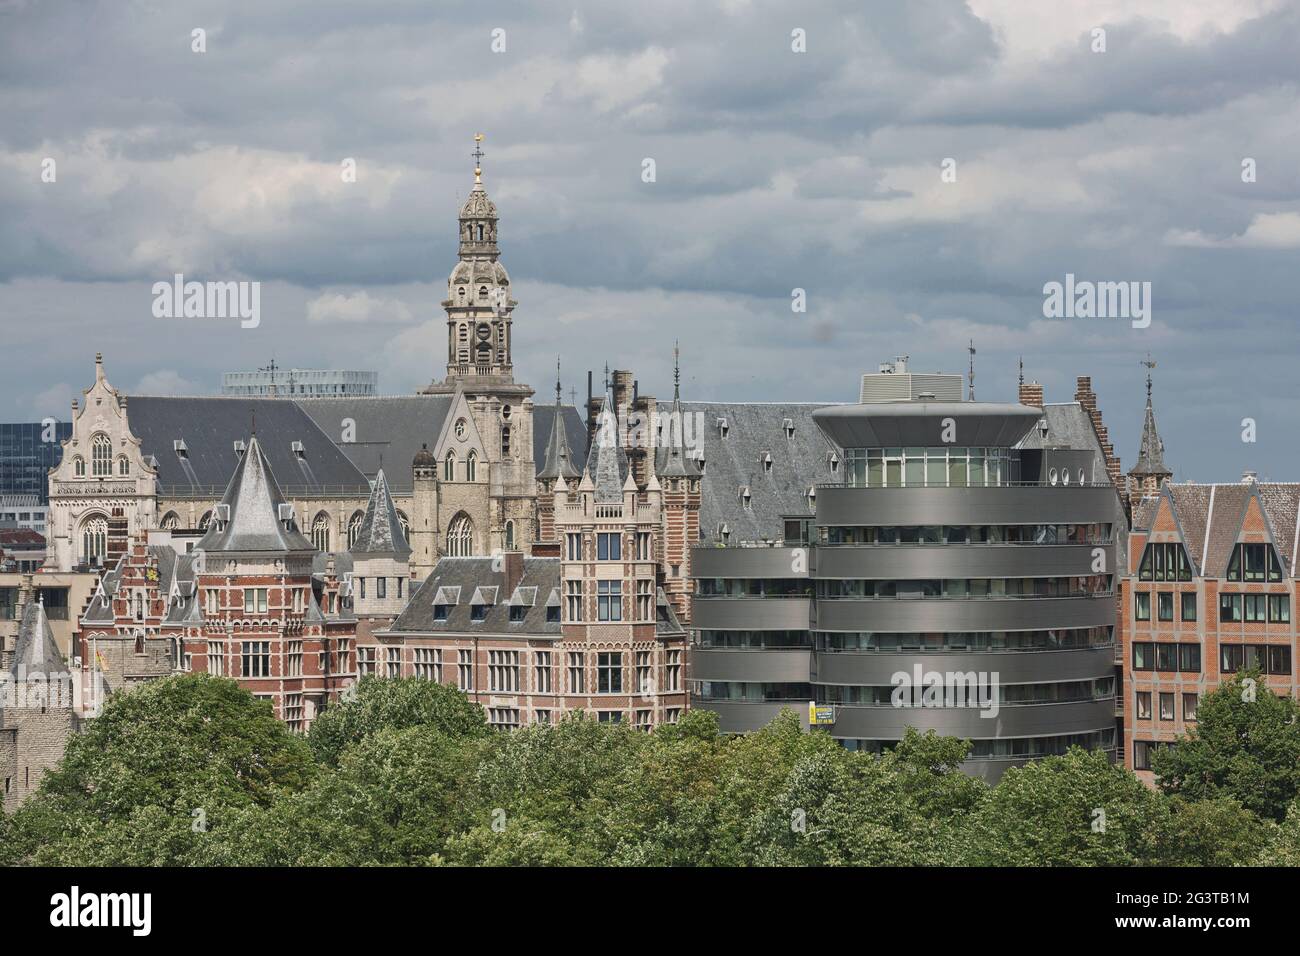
[2,0,1298,481]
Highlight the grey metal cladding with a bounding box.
[813,645,1116,685]
[827,698,1115,740]
[691,647,813,683]
[812,402,1041,449]
[814,542,1115,579]
[691,596,812,630]
[813,595,1116,632]
[664,400,841,544]
[700,701,810,734]
[815,485,1122,526]
[127,395,370,494]
[693,546,809,579]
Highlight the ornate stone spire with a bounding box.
[539,357,580,481]
[351,468,411,558]
[458,132,499,261]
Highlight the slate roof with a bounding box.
[538,392,582,481]
[196,435,317,554]
[295,395,454,495]
[1015,402,1111,484]
[385,556,562,636]
[1131,393,1170,478]
[588,387,626,503]
[534,404,588,477]
[126,396,369,496]
[1164,482,1300,577]
[665,401,841,544]
[81,555,125,625]
[11,599,65,676]
[350,469,411,558]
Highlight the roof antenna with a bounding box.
[1018,356,1024,388]
[967,340,976,401]
[250,407,256,436]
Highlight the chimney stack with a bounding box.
[1019,381,1044,407]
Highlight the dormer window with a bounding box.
[761,452,773,474]
[739,486,752,510]
[783,418,795,438]
[1038,417,1049,439]
[719,523,730,544]
[717,417,728,439]
[806,485,817,505]
[291,440,305,458]
[829,452,840,474]
[233,440,246,458]
[215,503,231,528]
[693,449,706,475]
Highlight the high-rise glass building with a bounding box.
[0,422,72,503]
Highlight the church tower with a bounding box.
[422,135,537,553]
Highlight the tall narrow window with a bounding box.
[466,451,477,482]
[91,434,112,477]
[444,451,456,481]
[447,514,473,556]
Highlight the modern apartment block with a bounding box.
[691,368,1126,781]
[1122,478,1299,780]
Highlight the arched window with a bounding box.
[505,520,515,551]
[466,451,477,482]
[347,511,365,548]
[118,456,130,476]
[444,451,456,481]
[446,514,473,557]
[73,456,85,477]
[91,434,112,477]
[312,512,332,553]
[396,510,410,541]
[198,510,213,531]
[477,224,484,241]
[160,512,180,531]
[81,515,108,565]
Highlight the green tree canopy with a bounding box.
[1150,671,1300,822]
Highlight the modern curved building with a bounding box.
[691,370,1125,781]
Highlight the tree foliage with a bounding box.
[3,679,1296,866]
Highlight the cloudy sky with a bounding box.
[2,0,1298,481]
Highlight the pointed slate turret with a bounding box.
[587,383,626,504]
[1128,363,1172,493]
[656,344,702,479]
[351,468,411,559]
[11,600,65,676]
[197,434,316,553]
[539,359,581,482]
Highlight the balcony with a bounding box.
[691,647,813,683]
[814,644,1116,685]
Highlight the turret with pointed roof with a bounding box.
[539,358,581,483]
[587,381,628,503]
[351,468,411,559]
[1128,362,1172,498]
[655,343,702,479]
[10,600,65,677]
[196,434,316,554]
